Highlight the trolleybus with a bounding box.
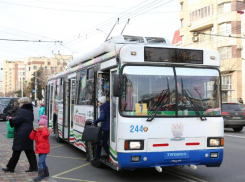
[45,35,224,171]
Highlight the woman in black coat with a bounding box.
[2,97,38,172]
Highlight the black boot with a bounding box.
[43,166,49,177]
[33,169,45,181]
[2,167,14,172]
[25,168,38,172]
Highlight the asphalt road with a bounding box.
[0,107,245,182]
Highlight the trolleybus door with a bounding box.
[49,83,54,127]
[62,78,68,141]
[109,69,118,167]
[69,79,76,142]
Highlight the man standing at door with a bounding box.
[91,96,110,161]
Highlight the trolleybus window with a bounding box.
[121,66,176,116]
[77,70,87,105]
[77,69,95,105]
[175,68,221,116]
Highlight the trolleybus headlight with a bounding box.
[125,140,144,150]
[207,137,224,147]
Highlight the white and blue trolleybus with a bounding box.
[45,35,224,171]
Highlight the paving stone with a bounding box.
[0,134,55,182]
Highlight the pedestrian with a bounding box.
[35,99,37,107]
[30,115,51,181]
[91,96,110,161]
[9,101,19,117]
[239,98,243,104]
[38,103,45,122]
[2,97,38,173]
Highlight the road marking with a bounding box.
[48,154,86,160]
[53,176,97,182]
[163,169,196,182]
[164,169,207,182]
[50,145,63,149]
[224,134,245,139]
[52,163,90,178]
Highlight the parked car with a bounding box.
[238,103,245,111]
[222,102,245,132]
[0,97,20,121]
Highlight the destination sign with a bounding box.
[144,47,203,64]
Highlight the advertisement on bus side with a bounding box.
[73,105,94,132]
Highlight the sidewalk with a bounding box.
[0,133,55,182]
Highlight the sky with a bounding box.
[0,0,181,81]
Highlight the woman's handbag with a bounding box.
[82,125,102,144]
[6,121,14,138]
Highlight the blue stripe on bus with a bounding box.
[117,149,223,170]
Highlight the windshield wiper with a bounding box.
[147,89,169,121]
[147,77,170,122]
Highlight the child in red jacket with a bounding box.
[29,115,50,181]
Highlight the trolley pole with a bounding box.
[35,71,37,101]
[21,78,23,97]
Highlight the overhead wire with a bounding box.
[0,0,121,14]
[62,0,151,43]
[62,0,172,48]
[29,0,131,9]
[0,25,59,41]
[0,38,61,43]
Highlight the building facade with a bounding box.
[179,0,245,102]
[2,60,23,96]
[0,81,2,95]
[1,55,72,95]
[24,54,72,82]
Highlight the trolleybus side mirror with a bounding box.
[113,74,124,97]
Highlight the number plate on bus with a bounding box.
[233,117,241,119]
[165,152,189,159]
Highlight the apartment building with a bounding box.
[1,55,72,95]
[179,0,245,102]
[172,30,182,46]
[0,81,2,94]
[2,60,24,95]
[24,54,72,81]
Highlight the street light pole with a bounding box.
[35,71,37,101]
[21,78,23,97]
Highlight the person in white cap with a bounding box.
[91,96,110,161]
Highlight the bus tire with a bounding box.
[233,127,243,132]
[55,122,63,143]
[91,159,104,168]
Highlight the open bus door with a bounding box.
[109,69,119,169]
[89,70,118,170]
[69,79,76,142]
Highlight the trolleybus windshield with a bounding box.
[120,66,221,117]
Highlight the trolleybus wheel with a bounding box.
[55,122,63,143]
[233,127,243,132]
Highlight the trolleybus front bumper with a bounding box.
[117,149,223,170]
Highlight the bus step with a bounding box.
[100,157,117,170]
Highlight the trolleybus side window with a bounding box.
[58,78,63,104]
[77,70,87,105]
[121,66,176,116]
[85,68,94,105]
